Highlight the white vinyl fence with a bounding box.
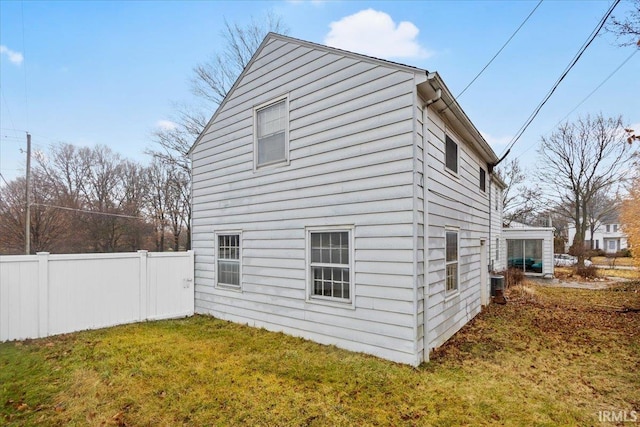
[0,250,194,342]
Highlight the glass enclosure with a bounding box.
[507,239,543,274]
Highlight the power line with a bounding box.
[513,48,637,162]
[0,172,10,186]
[0,127,28,132]
[552,49,638,128]
[440,0,543,114]
[500,0,622,157]
[30,203,146,220]
[456,0,543,100]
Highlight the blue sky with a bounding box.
[1,0,638,182]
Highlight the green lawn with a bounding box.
[2,282,639,426]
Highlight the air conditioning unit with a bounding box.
[490,275,505,297]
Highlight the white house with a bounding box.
[567,216,628,254]
[188,33,503,366]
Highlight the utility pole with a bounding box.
[25,132,31,255]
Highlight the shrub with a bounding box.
[576,264,599,279]
[616,249,632,258]
[495,268,524,288]
[587,249,605,258]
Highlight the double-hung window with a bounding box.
[445,229,459,292]
[308,228,352,302]
[255,97,288,168]
[445,135,458,174]
[479,167,486,192]
[216,233,241,288]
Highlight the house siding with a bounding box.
[191,37,421,365]
[491,179,504,271]
[423,107,491,351]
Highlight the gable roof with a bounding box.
[187,32,427,156]
[188,32,499,166]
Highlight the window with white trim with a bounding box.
[445,135,458,173]
[308,229,352,301]
[479,167,486,192]
[446,230,459,292]
[255,97,288,168]
[217,233,241,287]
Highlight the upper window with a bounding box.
[479,167,486,192]
[445,135,458,174]
[255,97,288,168]
[613,224,618,232]
[308,229,352,302]
[446,230,459,293]
[606,225,611,232]
[217,233,241,287]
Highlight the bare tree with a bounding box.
[0,176,70,254]
[537,114,635,266]
[606,0,640,47]
[147,13,289,251]
[191,12,289,106]
[496,158,543,226]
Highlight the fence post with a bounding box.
[37,252,49,338]
[188,250,195,315]
[138,250,148,321]
[0,261,9,341]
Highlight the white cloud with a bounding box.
[0,45,24,65]
[324,9,431,60]
[481,131,512,148]
[156,120,177,131]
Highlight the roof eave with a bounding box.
[417,72,498,165]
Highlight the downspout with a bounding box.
[488,173,493,304]
[422,73,441,362]
[411,76,419,366]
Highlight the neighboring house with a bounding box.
[188,33,503,366]
[567,216,628,254]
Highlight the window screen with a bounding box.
[256,100,286,166]
[217,234,240,286]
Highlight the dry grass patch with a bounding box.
[2,282,639,426]
[598,268,640,280]
[592,256,636,267]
